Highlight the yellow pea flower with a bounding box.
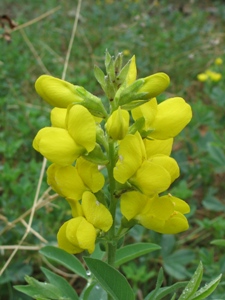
[57,191,113,254]
[114,132,178,195]
[33,105,96,166]
[105,107,130,140]
[47,158,104,201]
[113,132,146,184]
[35,75,83,108]
[33,127,83,166]
[121,191,189,234]
[57,216,97,254]
[132,97,192,139]
[82,191,113,232]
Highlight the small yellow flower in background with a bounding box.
[206,70,222,82]
[121,191,190,234]
[57,191,113,254]
[214,57,223,65]
[123,49,131,56]
[197,73,208,82]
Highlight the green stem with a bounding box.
[106,140,118,268]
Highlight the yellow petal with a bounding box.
[129,160,171,195]
[113,132,146,184]
[126,55,137,85]
[67,105,96,152]
[120,191,149,220]
[66,199,84,218]
[82,191,113,232]
[131,98,157,129]
[150,97,192,139]
[35,75,83,108]
[57,220,83,254]
[47,163,87,200]
[139,196,174,232]
[163,194,190,214]
[144,138,173,157]
[138,73,170,98]
[162,211,189,234]
[76,157,105,193]
[50,107,67,128]
[66,217,97,254]
[105,107,130,140]
[33,127,83,166]
[149,155,180,183]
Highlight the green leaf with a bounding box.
[115,243,160,267]
[211,239,225,247]
[178,261,203,300]
[14,275,63,299]
[41,267,79,300]
[39,246,87,279]
[84,257,135,300]
[94,65,106,90]
[151,282,188,300]
[189,274,222,300]
[81,283,107,300]
[144,268,164,300]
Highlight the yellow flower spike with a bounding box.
[105,107,130,140]
[132,98,158,129]
[50,107,67,128]
[47,164,87,200]
[33,127,83,166]
[126,55,137,86]
[138,73,170,99]
[113,132,146,184]
[57,216,97,254]
[67,105,96,153]
[150,97,192,139]
[163,194,190,214]
[149,155,180,183]
[82,191,113,232]
[75,157,105,193]
[144,138,174,157]
[35,75,83,108]
[129,160,171,195]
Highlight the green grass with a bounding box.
[1,0,225,299]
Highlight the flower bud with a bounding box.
[105,107,130,140]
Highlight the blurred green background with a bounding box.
[1,0,225,299]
